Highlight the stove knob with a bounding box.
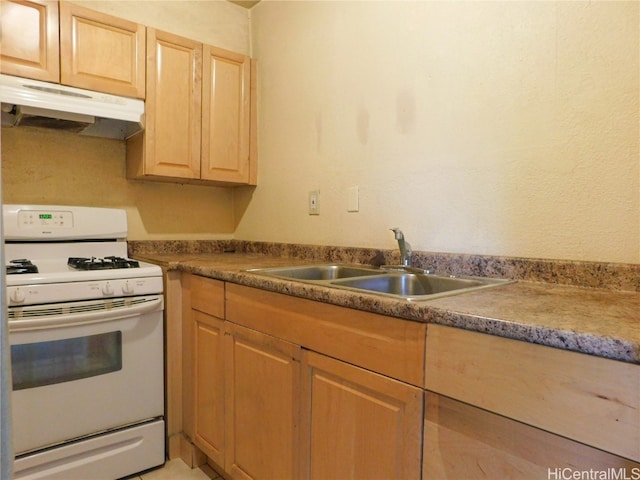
[10,288,25,304]
[122,281,134,295]
[102,282,114,296]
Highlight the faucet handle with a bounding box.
[390,227,404,240]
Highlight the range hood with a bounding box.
[0,74,144,140]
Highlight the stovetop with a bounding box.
[5,256,161,285]
[3,205,163,305]
[4,241,162,290]
[4,251,163,306]
[6,256,143,275]
[67,256,141,271]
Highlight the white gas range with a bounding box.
[4,205,165,479]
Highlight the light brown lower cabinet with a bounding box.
[224,322,302,480]
[424,392,640,479]
[184,274,225,465]
[182,276,639,479]
[192,310,225,466]
[186,275,301,479]
[302,350,423,479]
[184,275,426,479]
[425,324,640,463]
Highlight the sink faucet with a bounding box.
[390,228,412,266]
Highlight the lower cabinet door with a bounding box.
[193,310,225,466]
[303,350,423,480]
[423,391,640,479]
[224,323,302,480]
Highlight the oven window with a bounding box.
[11,332,122,390]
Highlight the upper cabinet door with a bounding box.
[143,28,202,179]
[59,1,145,98]
[201,45,253,184]
[0,0,60,82]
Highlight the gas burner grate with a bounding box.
[6,259,39,275]
[68,256,140,270]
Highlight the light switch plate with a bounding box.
[309,190,320,215]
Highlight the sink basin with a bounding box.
[245,264,383,281]
[246,264,515,301]
[331,273,484,297]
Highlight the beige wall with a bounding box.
[68,0,251,55]
[237,0,640,264]
[1,128,235,240]
[1,0,250,240]
[2,1,638,263]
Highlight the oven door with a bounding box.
[9,295,164,455]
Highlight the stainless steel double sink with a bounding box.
[245,264,515,301]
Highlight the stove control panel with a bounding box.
[6,277,164,306]
[3,205,127,240]
[17,209,73,229]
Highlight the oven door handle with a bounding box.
[8,295,163,332]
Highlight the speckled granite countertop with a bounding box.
[132,249,640,365]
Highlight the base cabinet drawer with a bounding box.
[424,392,640,479]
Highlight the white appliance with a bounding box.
[3,205,165,480]
[0,74,144,139]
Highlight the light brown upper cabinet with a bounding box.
[59,2,145,98]
[0,0,60,82]
[202,45,253,184]
[128,29,203,180]
[1,1,144,98]
[127,28,257,186]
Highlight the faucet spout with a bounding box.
[390,228,412,266]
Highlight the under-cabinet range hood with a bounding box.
[0,73,144,140]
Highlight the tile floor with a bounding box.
[131,459,223,480]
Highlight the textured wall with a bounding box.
[1,128,235,240]
[236,0,640,263]
[67,0,251,55]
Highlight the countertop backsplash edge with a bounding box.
[128,239,640,292]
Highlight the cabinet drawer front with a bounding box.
[425,325,640,461]
[190,275,225,318]
[225,284,426,386]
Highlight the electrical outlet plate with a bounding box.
[309,190,320,215]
